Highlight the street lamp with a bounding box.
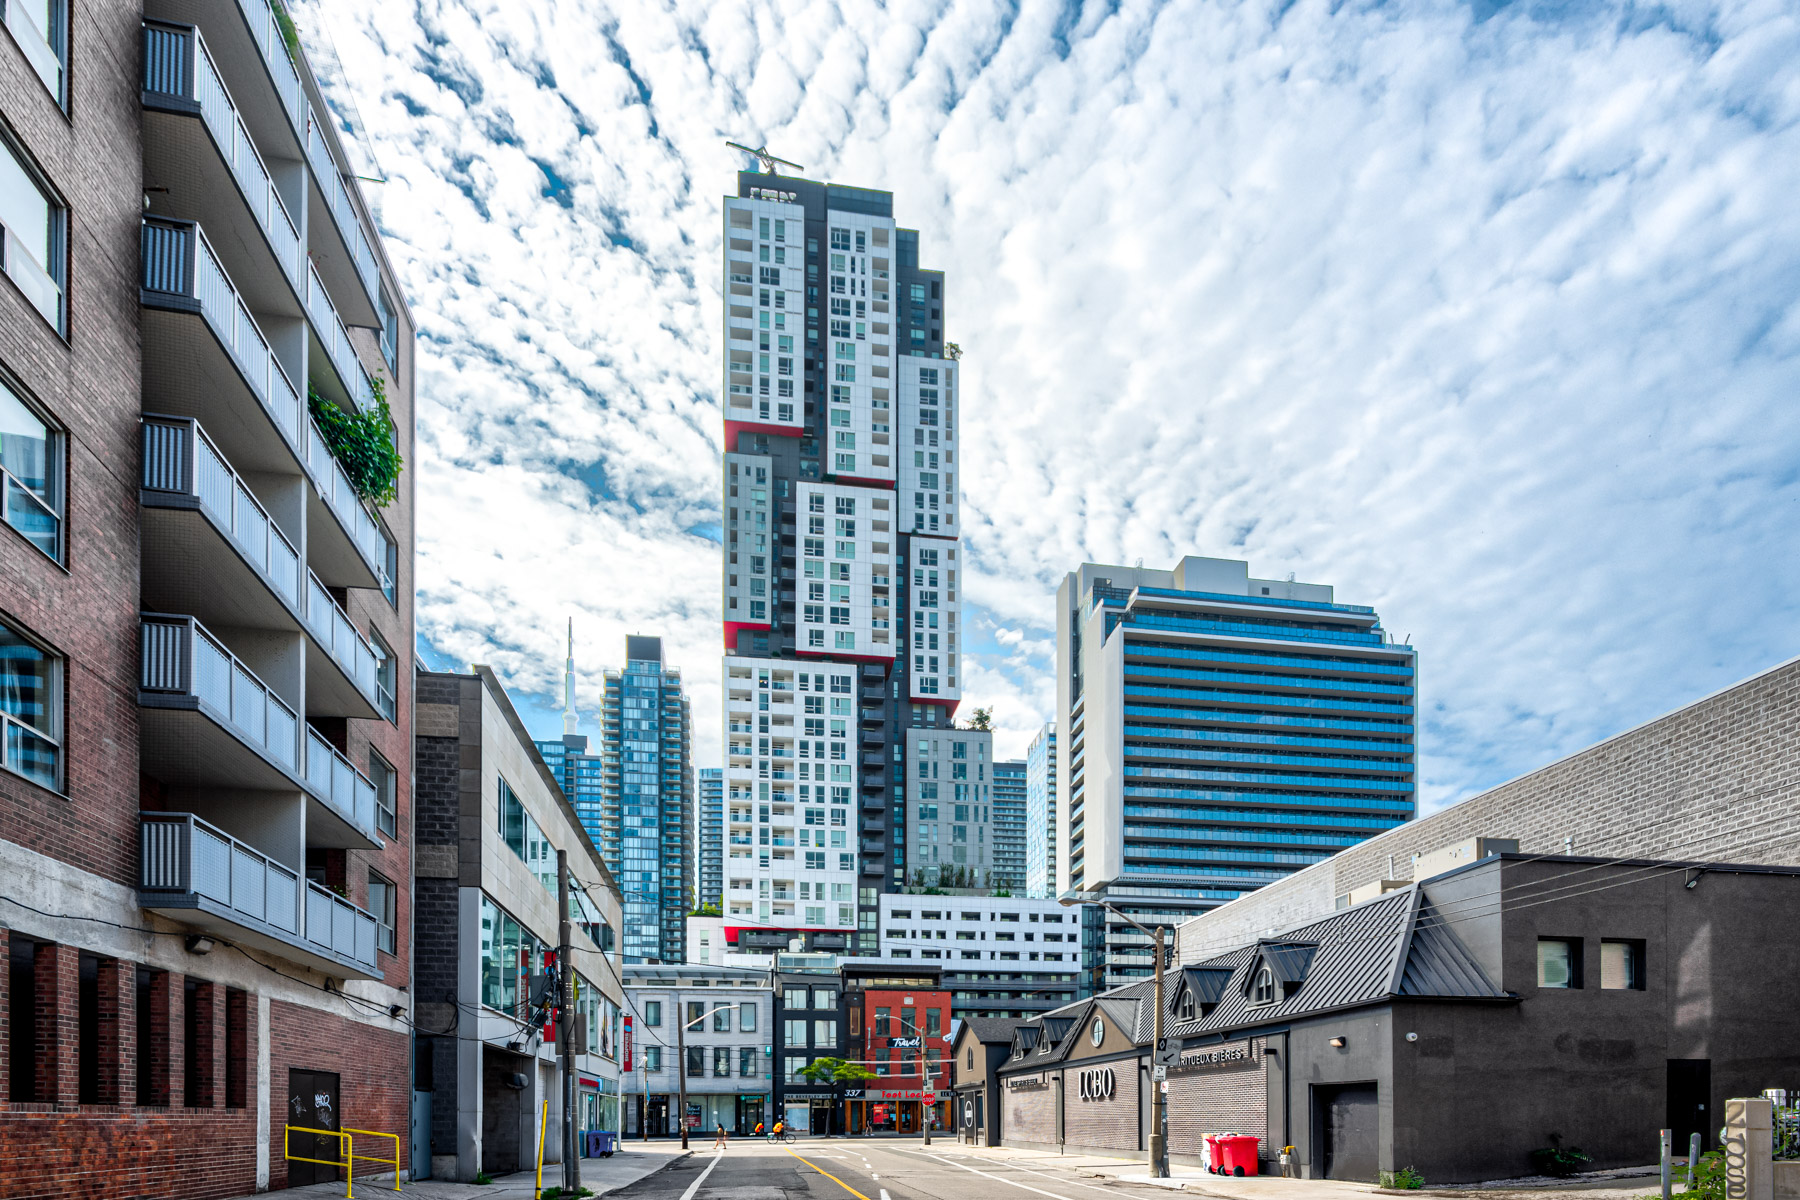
[1061,890,1169,1179]
[678,1002,748,1150]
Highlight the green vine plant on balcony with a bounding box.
[309,377,403,508]
[271,0,302,64]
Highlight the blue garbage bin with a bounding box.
[595,1131,617,1158]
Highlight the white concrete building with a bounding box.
[622,964,775,1136]
[875,893,1082,1018]
[1025,725,1058,898]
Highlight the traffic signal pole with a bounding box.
[559,850,578,1191]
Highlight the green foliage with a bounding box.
[964,707,992,731]
[690,903,722,917]
[271,0,301,62]
[1380,1167,1425,1190]
[1529,1143,1592,1178]
[797,1056,875,1086]
[473,1173,492,1186]
[310,378,403,507]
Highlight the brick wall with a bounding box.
[1166,1038,1267,1160]
[265,999,409,1191]
[1182,658,1800,956]
[1061,1063,1140,1154]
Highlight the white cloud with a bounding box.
[312,0,1800,811]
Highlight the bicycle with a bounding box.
[766,1130,795,1144]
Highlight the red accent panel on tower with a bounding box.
[724,419,801,447]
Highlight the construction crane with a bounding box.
[726,140,803,176]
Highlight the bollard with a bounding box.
[1662,1128,1673,1200]
[1690,1132,1703,1191]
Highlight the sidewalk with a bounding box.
[932,1140,1661,1200]
[242,1141,692,1200]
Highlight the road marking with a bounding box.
[678,1147,726,1200]
[975,1156,1138,1197]
[881,1191,892,1200]
[784,1146,878,1200]
[892,1149,1084,1200]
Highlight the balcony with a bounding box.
[303,105,381,323]
[138,614,381,848]
[303,261,377,414]
[140,417,378,720]
[139,218,384,592]
[141,21,303,309]
[140,813,380,979]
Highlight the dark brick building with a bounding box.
[1,0,417,1193]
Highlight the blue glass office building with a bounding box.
[1025,726,1057,898]
[539,635,692,963]
[1054,556,1416,990]
[992,759,1027,892]
[697,767,724,911]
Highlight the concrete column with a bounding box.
[1724,1098,1774,1200]
[457,887,484,1182]
[257,993,272,1191]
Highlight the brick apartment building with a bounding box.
[1,0,417,1194]
[842,962,951,1133]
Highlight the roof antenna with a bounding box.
[726,141,804,176]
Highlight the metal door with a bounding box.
[1318,1083,1379,1182]
[288,1069,343,1185]
[1668,1060,1713,1152]
[411,1090,432,1179]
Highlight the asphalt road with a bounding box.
[608,1138,1168,1200]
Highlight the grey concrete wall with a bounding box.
[1181,655,1800,958]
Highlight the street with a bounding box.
[610,1140,1174,1200]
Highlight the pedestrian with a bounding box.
[713,1122,728,1151]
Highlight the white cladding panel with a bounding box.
[896,356,959,538]
[794,481,897,659]
[723,453,776,631]
[724,197,807,433]
[822,211,899,484]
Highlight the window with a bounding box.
[740,1003,757,1032]
[497,777,556,896]
[3,0,65,101]
[379,288,401,372]
[643,1000,662,1027]
[0,373,62,560]
[381,527,399,607]
[1,132,65,329]
[713,1004,730,1032]
[369,750,397,838]
[1177,989,1195,1021]
[739,1046,757,1077]
[0,616,62,791]
[368,871,396,953]
[814,1019,836,1045]
[785,1018,807,1046]
[1600,940,1645,990]
[1537,938,1582,989]
[813,987,837,1009]
[370,628,397,721]
[714,1047,731,1077]
[784,986,808,1009]
[686,1046,704,1077]
[875,1006,889,1036]
[1250,966,1275,1006]
[687,1001,705,1029]
[643,1045,662,1072]
[926,1008,940,1036]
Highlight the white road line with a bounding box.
[980,1156,1141,1198]
[881,1191,893,1200]
[678,1147,726,1200]
[893,1149,1082,1200]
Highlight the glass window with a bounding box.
[784,1018,807,1046]
[1600,940,1644,991]
[739,1004,756,1032]
[713,1004,730,1032]
[369,749,397,838]
[713,1047,730,1077]
[0,617,61,791]
[1,0,66,101]
[874,1007,889,1036]
[370,628,397,721]
[644,1045,661,1072]
[686,1046,704,1077]
[479,896,542,1014]
[367,871,396,954]
[687,1001,705,1029]
[0,133,65,329]
[380,527,399,608]
[1250,966,1274,1005]
[739,1046,756,1077]
[0,374,62,561]
[1537,938,1580,989]
[783,986,808,1009]
[643,1000,661,1027]
[378,289,400,373]
[813,1020,836,1045]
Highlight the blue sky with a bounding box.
[308,0,1800,813]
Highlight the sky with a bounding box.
[303,0,1800,814]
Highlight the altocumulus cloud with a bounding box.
[305,0,1800,810]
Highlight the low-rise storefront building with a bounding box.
[950,1017,1029,1145]
[621,964,773,1137]
[996,986,1154,1158]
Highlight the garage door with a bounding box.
[1318,1083,1379,1182]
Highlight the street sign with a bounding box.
[1155,1038,1180,1068]
[1152,1065,1168,1082]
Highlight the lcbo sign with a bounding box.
[1077,1067,1117,1101]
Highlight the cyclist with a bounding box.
[755,1121,765,1137]
[772,1119,786,1142]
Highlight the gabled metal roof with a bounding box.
[1168,886,1510,1039]
[1176,966,1235,1008]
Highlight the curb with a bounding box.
[591,1150,692,1197]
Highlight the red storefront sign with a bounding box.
[624,1014,633,1072]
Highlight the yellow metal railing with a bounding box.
[284,1125,402,1199]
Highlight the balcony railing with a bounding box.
[140,812,378,976]
[142,812,299,933]
[142,217,303,445]
[304,725,378,837]
[304,261,376,412]
[141,613,298,775]
[304,105,380,309]
[305,878,379,969]
[232,0,302,135]
[142,415,301,610]
[302,415,387,585]
[303,569,377,702]
[141,22,301,288]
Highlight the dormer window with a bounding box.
[1251,966,1275,1006]
[1177,989,1196,1022]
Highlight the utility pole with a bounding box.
[558,850,578,1192]
[677,997,689,1150]
[1151,924,1167,1179]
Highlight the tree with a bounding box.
[797,1057,876,1137]
[689,902,721,917]
[964,707,992,731]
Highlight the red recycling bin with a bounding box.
[1205,1136,1223,1172]
[1217,1135,1261,1177]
